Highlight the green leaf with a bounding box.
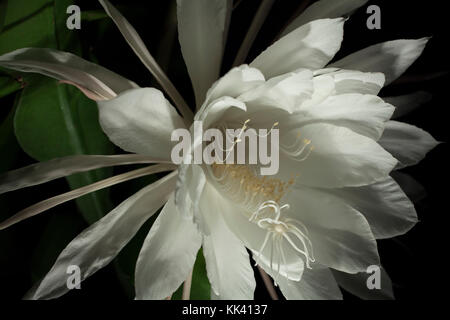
[81,10,109,22]
[190,249,211,300]
[2,0,51,25]
[0,75,21,98]
[0,0,81,54]
[0,0,7,33]
[172,249,211,300]
[0,0,56,54]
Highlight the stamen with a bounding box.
[253,121,279,138]
[274,238,284,286]
[217,119,251,162]
[255,232,271,267]
[281,132,314,163]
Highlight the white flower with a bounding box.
[0,0,439,300]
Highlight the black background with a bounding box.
[0,0,448,301]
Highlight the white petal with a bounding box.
[97,88,185,159]
[300,74,336,109]
[300,70,385,109]
[279,123,397,188]
[330,70,385,95]
[250,18,345,78]
[177,0,232,106]
[175,164,207,232]
[276,265,342,300]
[27,172,177,300]
[318,177,418,239]
[332,267,394,300]
[0,154,166,195]
[238,69,314,113]
[201,198,255,300]
[196,96,247,129]
[286,187,379,273]
[281,0,368,37]
[313,67,340,76]
[331,38,430,85]
[135,194,202,300]
[292,93,394,140]
[307,228,379,274]
[386,91,432,119]
[379,121,439,168]
[204,65,265,106]
[0,47,137,99]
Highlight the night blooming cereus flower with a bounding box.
[0,0,439,300]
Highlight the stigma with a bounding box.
[251,201,315,278]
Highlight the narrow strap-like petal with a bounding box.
[25,171,177,300]
[99,0,193,123]
[0,47,138,99]
[280,0,368,37]
[0,164,176,230]
[0,154,167,194]
[233,0,276,67]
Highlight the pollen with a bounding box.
[210,163,292,206]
